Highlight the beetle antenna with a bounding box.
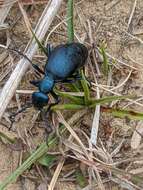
[6,47,45,75]
[7,47,33,64]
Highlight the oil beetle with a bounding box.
[30,42,88,110]
[9,42,88,125]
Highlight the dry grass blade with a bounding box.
[21,0,47,5]
[130,167,143,175]
[111,139,125,157]
[0,0,15,25]
[48,157,65,190]
[87,19,101,75]
[0,0,17,7]
[90,84,100,146]
[57,111,90,160]
[131,121,143,149]
[0,51,12,82]
[110,70,132,91]
[92,84,143,108]
[63,140,85,155]
[127,0,138,31]
[124,30,143,45]
[0,0,63,120]
[18,1,33,37]
[111,177,142,190]
[45,17,70,45]
[67,147,106,190]
[87,18,101,146]
[16,89,34,94]
[105,0,121,11]
[93,167,105,190]
[105,52,139,71]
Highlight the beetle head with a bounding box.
[32,92,49,109]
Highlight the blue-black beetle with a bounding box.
[8,42,88,128]
[30,42,88,110]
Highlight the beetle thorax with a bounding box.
[39,74,54,93]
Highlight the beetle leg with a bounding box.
[71,73,81,80]
[51,91,60,103]
[9,103,32,130]
[55,74,81,84]
[61,78,81,83]
[46,91,60,112]
[31,63,45,75]
[30,80,40,87]
[73,71,91,87]
[40,109,53,134]
[55,75,91,87]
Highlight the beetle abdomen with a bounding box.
[45,43,88,80]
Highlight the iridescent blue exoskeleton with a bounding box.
[31,42,88,110]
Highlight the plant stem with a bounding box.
[67,0,74,42]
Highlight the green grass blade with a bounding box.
[38,154,56,167]
[55,89,84,104]
[100,44,109,76]
[66,83,81,92]
[30,28,48,56]
[51,103,85,111]
[51,96,132,110]
[67,0,74,42]
[89,95,132,107]
[80,70,90,105]
[101,107,143,121]
[76,170,87,188]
